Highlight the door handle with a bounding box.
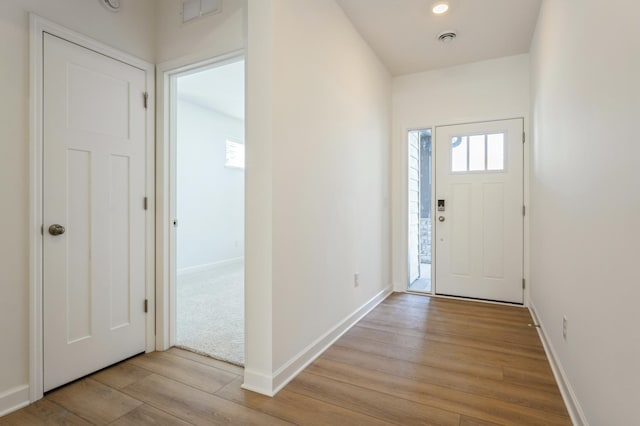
[49,224,66,236]
[438,216,445,222]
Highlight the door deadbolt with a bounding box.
[49,224,66,236]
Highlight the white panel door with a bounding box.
[43,34,147,391]
[434,119,523,303]
[408,132,421,284]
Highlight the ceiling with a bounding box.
[336,0,542,76]
[177,59,245,120]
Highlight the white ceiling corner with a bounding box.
[336,0,542,76]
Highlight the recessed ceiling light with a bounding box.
[432,3,449,15]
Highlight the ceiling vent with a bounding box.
[100,0,120,12]
[437,30,457,43]
[183,0,222,23]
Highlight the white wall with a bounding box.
[391,55,530,291]
[245,0,392,392]
[176,99,244,272]
[2,0,389,406]
[270,0,392,371]
[0,0,155,411]
[530,1,640,424]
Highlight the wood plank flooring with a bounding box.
[0,293,571,425]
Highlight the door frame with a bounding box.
[155,49,245,351]
[28,15,156,402]
[403,117,530,306]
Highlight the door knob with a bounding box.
[438,216,445,222]
[48,224,66,236]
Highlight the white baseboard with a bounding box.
[0,385,30,417]
[242,286,393,396]
[271,286,393,395]
[241,369,275,396]
[177,257,243,276]
[529,302,588,426]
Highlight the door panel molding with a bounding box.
[29,14,155,402]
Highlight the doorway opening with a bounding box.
[407,128,433,293]
[173,58,245,366]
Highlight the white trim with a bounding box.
[398,116,530,307]
[403,117,526,304]
[242,286,393,396]
[143,56,157,357]
[529,302,588,426]
[522,117,531,308]
[158,50,243,78]
[29,14,155,402]
[155,49,244,352]
[241,370,274,396]
[177,257,243,276]
[28,14,44,404]
[0,385,30,417]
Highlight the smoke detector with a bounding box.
[437,30,457,43]
[100,0,120,12]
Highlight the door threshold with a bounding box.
[404,290,525,307]
[406,290,433,296]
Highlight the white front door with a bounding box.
[43,33,148,391]
[434,119,523,303]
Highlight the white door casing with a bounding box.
[156,52,244,350]
[434,119,523,303]
[408,131,421,285]
[43,33,147,391]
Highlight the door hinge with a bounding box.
[41,225,44,235]
[522,278,526,289]
[144,299,148,313]
[522,205,526,216]
[143,92,149,109]
[143,196,148,210]
[523,132,526,143]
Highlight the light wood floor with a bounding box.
[1,293,571,425]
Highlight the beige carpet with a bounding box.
[176,262,244,366]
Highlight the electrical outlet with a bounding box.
[562,316,568,340]
[354,273,360,288]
